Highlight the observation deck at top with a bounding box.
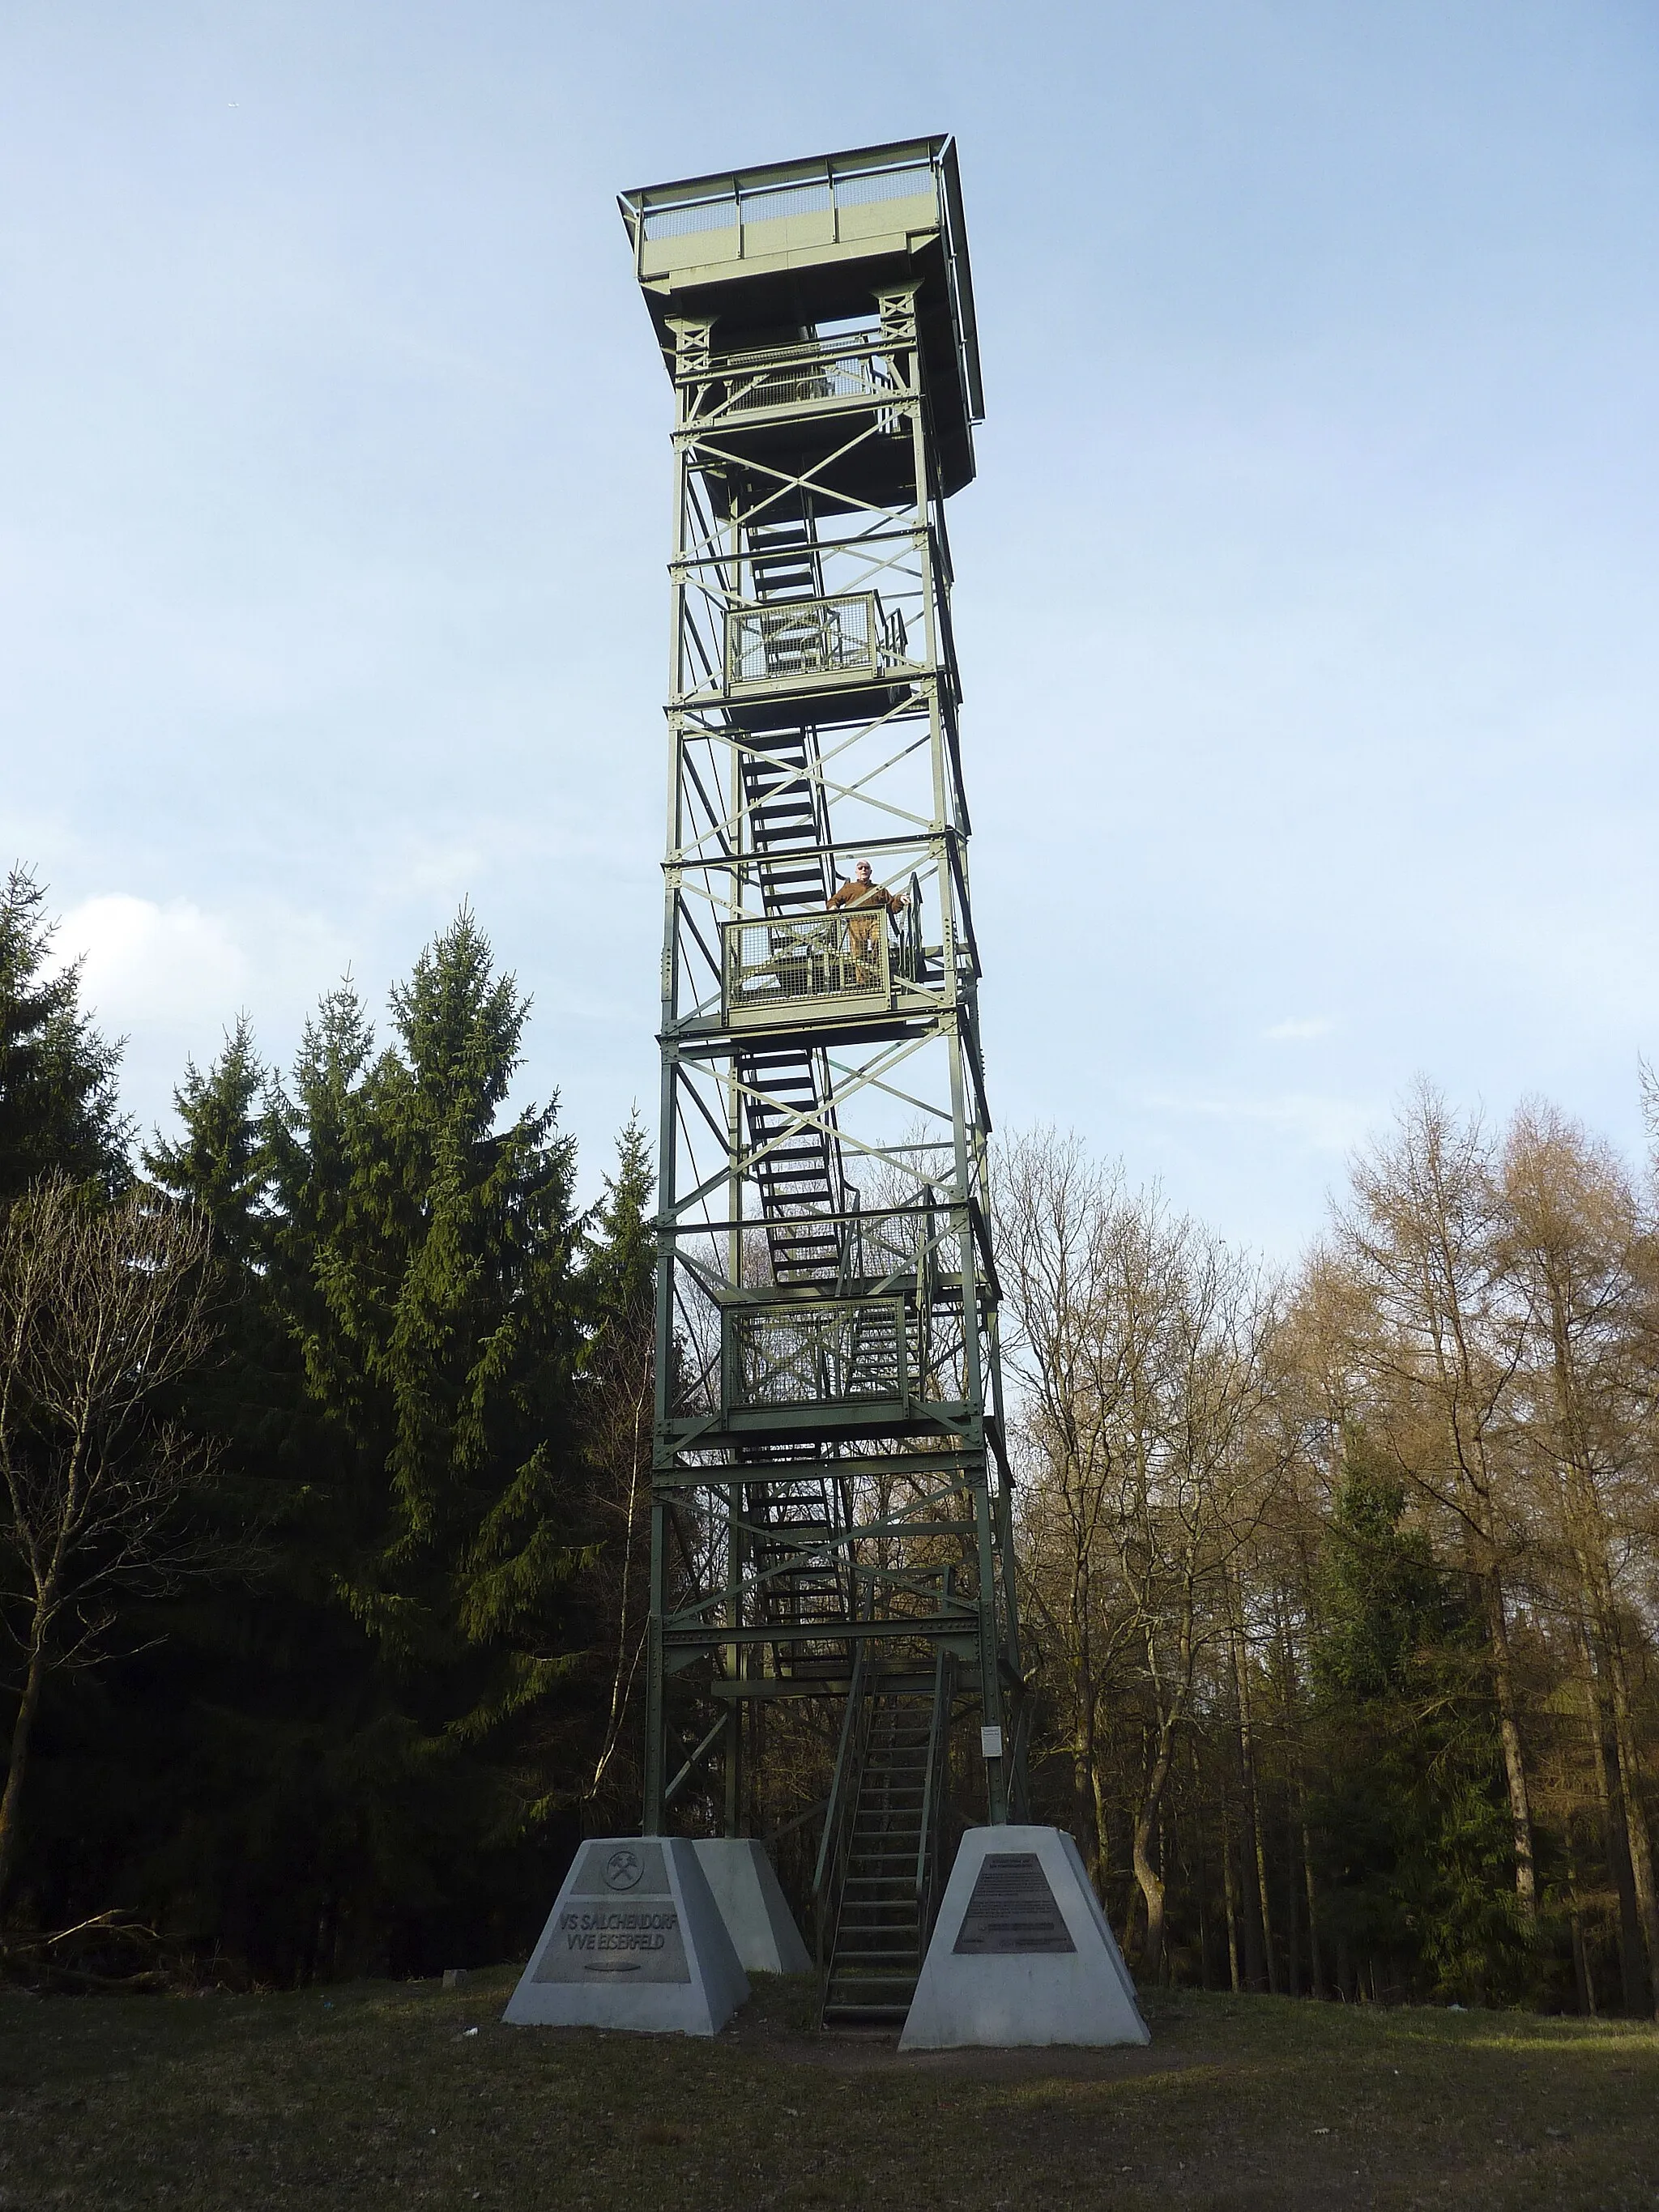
[617,136,984,497]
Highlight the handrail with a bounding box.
[915,1648,946,1912]
[915,1583,957,1947]
[836,1185,864,1296]
[812,1630,870,1979]
[1006,1690,1033,1823]
[904,871,923,985]
[690,346,909,426]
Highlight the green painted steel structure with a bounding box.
[618,138,1022,2019]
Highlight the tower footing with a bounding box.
[899,1826,1149,2049]
[693,1839,812,1974]
[503,1837,748,2035]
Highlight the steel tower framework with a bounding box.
[619,139,1021,2014]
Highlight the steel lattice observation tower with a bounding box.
[617,138,1025,2028]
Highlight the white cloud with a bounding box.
[53,894,250,1030]
[46,893,354,1144]
[1263,1017,1333,1042]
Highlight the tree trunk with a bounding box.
[1231,1619,1276,1990]
[1604,1630,1659,2018]
[1575,1607,1646,2011]
[1565,1842,1595,2017]
[1252,1784,1277,1994]
[1277,1625,1302,1998]
[1481,1563,1537,1920]
[1088,1728,1112,1898]
[1301,1813,1324,2000]
[1222,1808,1241,1993]
[1284,1796,1302,1998]
[1132,1716,1177,1984]
[0,1636,48,1921]
[1072,1596,1112,1889]
[1189,1740,1211,1990]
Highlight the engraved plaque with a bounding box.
[952,1851,1077,1956]
[534,1839,690,1984]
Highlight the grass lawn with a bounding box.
[2,1968,1657,2210]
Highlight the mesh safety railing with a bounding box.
[727,1298,907,1409]
[707,340,900,415]
[727,593,877,685]
[723,912,891,1020]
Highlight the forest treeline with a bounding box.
[0,868,655,1982]
[1002,1101,1659,2016]
[2,863,1657,2011]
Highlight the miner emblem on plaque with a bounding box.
[603,1846,644,1891]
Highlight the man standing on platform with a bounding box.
[829,858,906,982]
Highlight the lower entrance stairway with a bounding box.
[819,1682,950,2027]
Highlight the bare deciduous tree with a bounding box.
[1331,1082,1539,1922]
[998,1129,1288,1977]
[0,1178,217,1917]
[1499,1103,1659,2010]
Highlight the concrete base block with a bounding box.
[899,1826,1149,2050]
[693,1839,812,1975]
[503,1838,749,2035]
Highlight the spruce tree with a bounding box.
[267,916,585,1689]
[1311,1436,1527,2001]
[262,914,586,1962]
[122,918,591,1978]
[574,1115,656,1826]
[145,1016,271,1259]
[0,867,130,1201]
[582,1110,655,1354]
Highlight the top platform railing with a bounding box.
[620,134,983,496]
[629,149,940,248]
[678,330,912,426]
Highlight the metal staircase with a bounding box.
[845,1296,903,1397]
[823,1693,932,2023]
[748,1468,849,1683]
[817,1650,957,2027]
[731,543,857,1643]
[734,508,847,1294]
[740,1046,842,1285]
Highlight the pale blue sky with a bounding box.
[3,2,1657,1251]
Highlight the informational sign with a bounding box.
[532,1839,690,1984]
[952,1851,1077,1956]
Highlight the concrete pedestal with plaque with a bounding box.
[899,1826,1149,2049]
[503,1837,749,2035]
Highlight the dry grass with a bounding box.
[3,1968,1657,2210]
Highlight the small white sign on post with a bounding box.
[979,1725,1004,1759]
